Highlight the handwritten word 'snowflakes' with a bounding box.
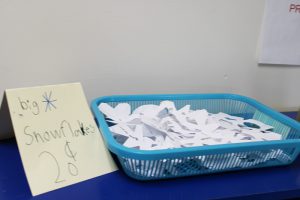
[24,120,96,145]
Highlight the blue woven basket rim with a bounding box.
[91,93,300,160]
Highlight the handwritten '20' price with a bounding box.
[39,141,78,183]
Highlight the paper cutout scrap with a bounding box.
[99,101,282,150]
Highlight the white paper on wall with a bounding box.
[259,0,300,65]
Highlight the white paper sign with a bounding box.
[0,83,117,196]
[259,0,300,65]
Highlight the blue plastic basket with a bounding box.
[91,94,300,180]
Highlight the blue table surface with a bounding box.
[0,112,299,200]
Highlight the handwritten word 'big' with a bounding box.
[290,4,300,13]
[18,91,57,116]
[18,97,40,115]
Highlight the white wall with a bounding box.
[0,0,299,111]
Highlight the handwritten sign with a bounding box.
[1,83,117,196]
[259,0,300,65]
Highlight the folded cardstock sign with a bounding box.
[0,83,117,196]
[259,0,300,65]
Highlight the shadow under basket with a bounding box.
[91,93,300,180]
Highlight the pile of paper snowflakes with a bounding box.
[98,101,282,150]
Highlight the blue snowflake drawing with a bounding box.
[42,91,57,112]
